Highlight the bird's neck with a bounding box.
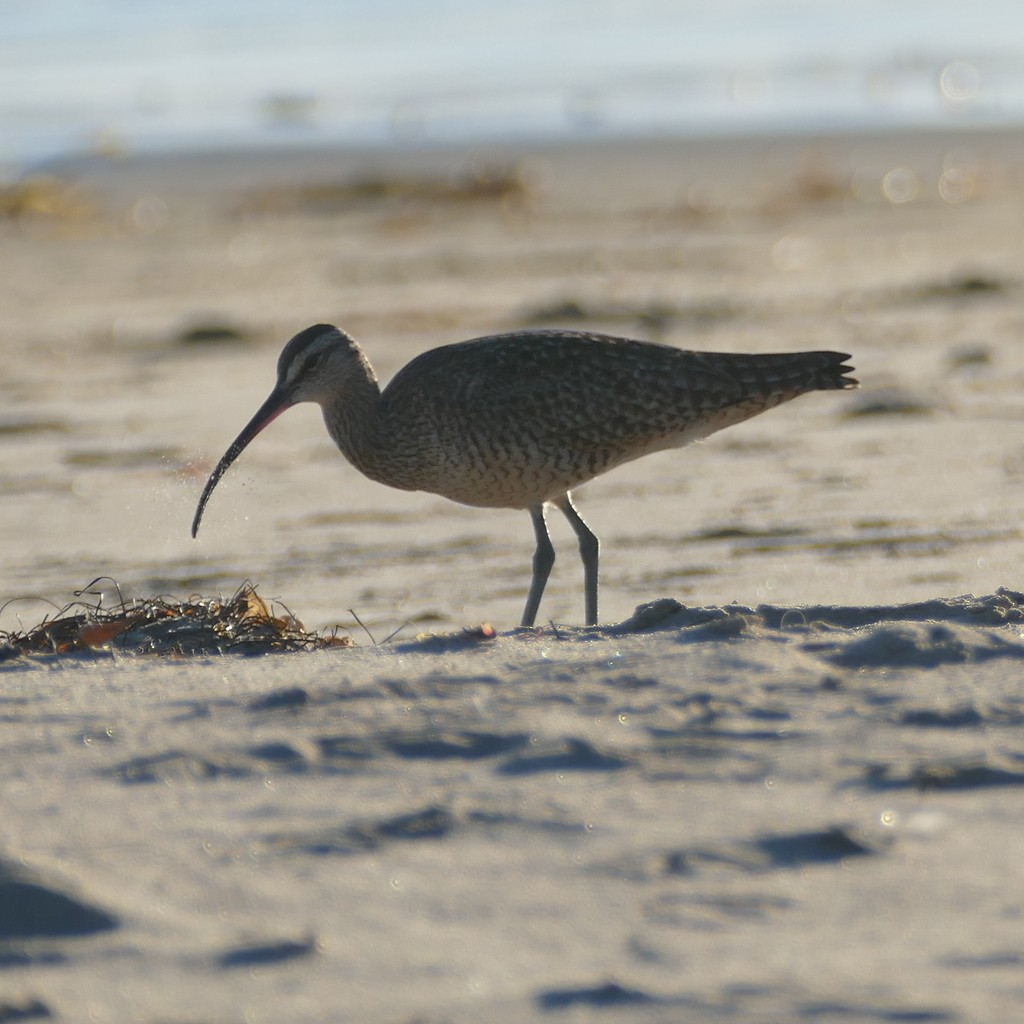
[319,352,392,483]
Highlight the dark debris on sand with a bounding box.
[0,580,351,661]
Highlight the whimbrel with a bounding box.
[191,324,857,627]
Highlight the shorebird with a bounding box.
[191,324,857,627]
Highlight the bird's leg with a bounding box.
[555,492,599,626]
[521,503,555,628]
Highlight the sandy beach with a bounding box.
[2,126,1024,1021]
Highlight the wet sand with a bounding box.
[2,126,1024,1022]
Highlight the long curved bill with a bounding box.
[191,387,293,538]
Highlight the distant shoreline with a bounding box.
[27,119,1024,210]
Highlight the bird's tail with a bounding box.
[805,351,858,391]
[729,350,858,396]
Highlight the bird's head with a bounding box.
[190,323,362,538]
[274,323,366,405]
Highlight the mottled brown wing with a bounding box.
[381,329,850,454]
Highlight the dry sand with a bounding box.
[2,127,1024,1022]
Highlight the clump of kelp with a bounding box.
[0,579,350,661]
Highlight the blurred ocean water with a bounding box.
[1,0,1022,168]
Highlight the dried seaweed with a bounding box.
[0,174,94,222]
[235,164,528,216]
[0,579,350,661]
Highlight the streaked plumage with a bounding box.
[192,324,857,626]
